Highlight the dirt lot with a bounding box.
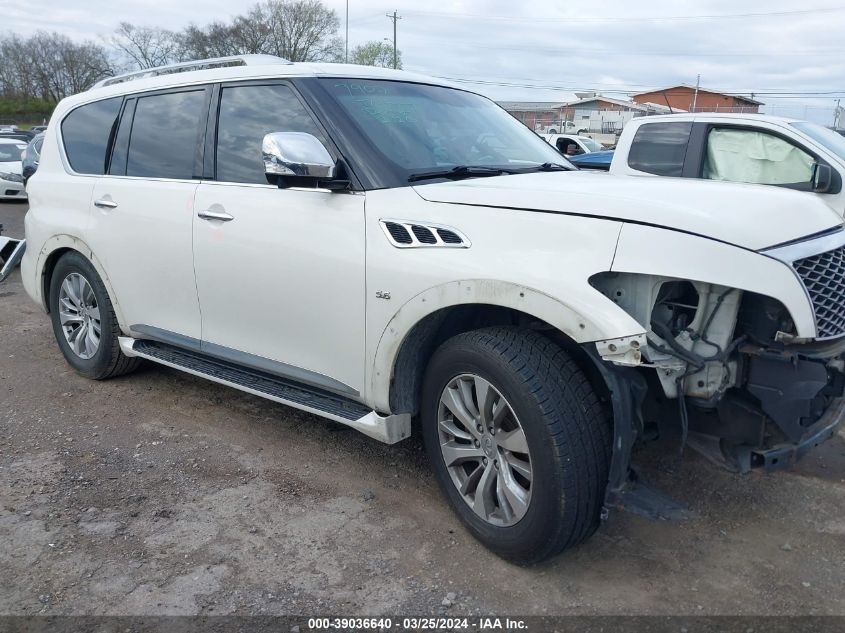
[1,200,845,617]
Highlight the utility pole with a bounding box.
[345,0,349,63]
[386,10,401,69]
[834,99,841,128]
[692,74,700,112]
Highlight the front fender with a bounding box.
[368,278,645,412]
[612,223,815,337]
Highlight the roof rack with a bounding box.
[89,55,292,90]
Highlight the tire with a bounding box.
[421,326,611,564]
[48,251,141,380]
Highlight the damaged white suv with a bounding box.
[20,56,845,563]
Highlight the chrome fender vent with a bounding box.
[380,219,470,249]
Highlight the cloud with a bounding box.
[4,0,843,123]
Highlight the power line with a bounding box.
[403,68,845,93]
[399,33,845,57]
[429,74,845,98]
[402,6,845,23]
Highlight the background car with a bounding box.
[568,149,614,170]
[29,125,48,134]
[610,113,845,215]
[0,130,35,142]
[21,132,43,184]
[542,133,606,156]
[0,138,28,201]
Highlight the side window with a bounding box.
[702,127,815,186]
[216,83,326,184]
[627,122,692,177]
[61,97,122,175]
[126,90,207,179]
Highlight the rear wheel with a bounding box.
[421,327,611,564]
[48,251,141,379]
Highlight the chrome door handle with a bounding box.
[93,198,118,209]
[197,209,234,222]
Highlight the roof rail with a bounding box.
[89,54,292,90]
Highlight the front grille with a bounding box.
[793,245,845,339]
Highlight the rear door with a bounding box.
[87,87,210,342]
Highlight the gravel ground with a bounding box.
[1,200,845,617]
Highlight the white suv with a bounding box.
[19,56,845,563]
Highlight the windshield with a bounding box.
[317,79,571,182]
[791,121,845,162]
[580,137,604,152]
[0,144,25,162]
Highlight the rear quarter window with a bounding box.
[627,121,692,177]
[61,97,122,175]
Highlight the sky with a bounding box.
[2,0,844,125]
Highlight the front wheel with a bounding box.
[421,327,611,564]
[48,251,141,380]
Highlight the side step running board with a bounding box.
[119,337,411,444]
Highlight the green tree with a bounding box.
[350,40,402,69]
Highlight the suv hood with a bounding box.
[413,171,841,251]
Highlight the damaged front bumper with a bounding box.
[749,397,844,471]
[0,236,25,282]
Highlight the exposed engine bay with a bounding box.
[591,272,845,472]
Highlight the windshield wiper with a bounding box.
[513,162,571,173]
[408,165,510,183]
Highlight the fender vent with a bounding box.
[380,219,470,249]
[437,228,462,244]
[384,222,413,244]
[411,225,437,244]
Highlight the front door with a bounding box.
[192,81,366,397]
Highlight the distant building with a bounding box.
[632,85,763,113]
[499,96,674,135]
[497,101,573,132]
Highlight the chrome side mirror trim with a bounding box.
[262,132,335,180]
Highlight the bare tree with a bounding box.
[0,31,113,101]
[350,40,402,69]
[111,22,184,69]
[178,0,342,63]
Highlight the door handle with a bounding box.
[197,209,234,222]
[93,198,118,209]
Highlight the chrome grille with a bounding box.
[793,245,845,339]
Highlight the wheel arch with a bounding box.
[37,236,127,330]
[370,279,637,414]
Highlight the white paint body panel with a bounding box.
[414,171,842,251]
[192,182,366,395]
[610,113,845,216]
[89,177,202,340]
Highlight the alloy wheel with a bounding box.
[58,272,101,360]
[437,373,533,526]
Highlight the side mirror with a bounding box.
[812,163,833,193]
[262,132,335,180]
